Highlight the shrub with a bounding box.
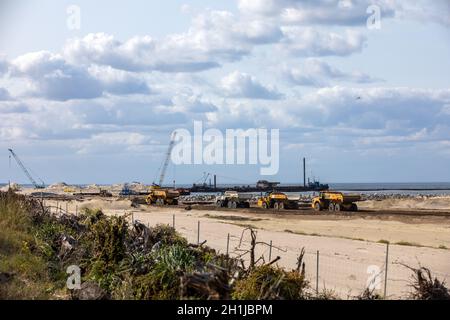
[408,266,450,300]
[232,265,309,300]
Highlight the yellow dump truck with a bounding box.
[146,186,180,205]
[257,192,299,210]
[312,191,361,212]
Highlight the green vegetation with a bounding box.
[0,191,63,299]
[395,241,422,247]
[232,264,309,300]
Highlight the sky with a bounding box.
[1,0,450,185]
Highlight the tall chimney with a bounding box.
[303,157,306,187]
[214,174,217,189]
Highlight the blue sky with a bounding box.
[1,0,450,185]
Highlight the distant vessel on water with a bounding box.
[189,157,328,193]
[190,178,329,193]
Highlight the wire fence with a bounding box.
[160,213,450,299]
[46,202,450,300]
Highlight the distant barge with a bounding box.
[189,179,329,193]
[187,158,328,193]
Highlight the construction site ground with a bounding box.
[36,195,450,298]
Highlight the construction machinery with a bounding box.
[120,183,138,196]
[146,186,179,205]
[63,187,76,193]
[257,192,299,210]
[99,189,113,197]
[147,132,180,206]
[8,148,45,189]
[312,191,361,212]
[215,191,252,209]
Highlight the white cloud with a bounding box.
[395,0,450,26]
[0,57,9,75]
[1,0,448,168]
[238,0,449,27]
[62,11,284,74]
[0,87,12,100]
[284,59,381,86]
[221,71,283,100]
[280,27,366,56]
[9,51,150,100]
[280,0,396,26]
[239,0,396,24]
[75,132,154,155]
[172,91,218,113]
[88,65,150,95]
[0,101,28,113]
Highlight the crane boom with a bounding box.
[157,132,177,187]
[8,148,45,189]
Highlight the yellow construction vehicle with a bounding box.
[146,185,179,206]
[312,191,361,212]
[63,187,76,193]
[257,192,299,210]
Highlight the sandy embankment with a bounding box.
[358,196,450,211]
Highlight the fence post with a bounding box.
[384,243,389,299]
[316,250,320,295]
[226,233,230,256]
[173,214,175,229]
[268,240,273,261]
[197,220,200,245]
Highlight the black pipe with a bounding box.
[303,157,306,187]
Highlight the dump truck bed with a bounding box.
[341,194,361,203]
[223,191,252,200]
[322,192,361,203]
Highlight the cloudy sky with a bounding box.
[1,0,450,185]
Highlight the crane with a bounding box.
[155,131,177,187]
[8,148,45,189]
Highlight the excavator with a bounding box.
[146,132,180,206]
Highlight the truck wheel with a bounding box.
[231,201,237,209]
[351,203,358,212]
[278,202,285,210]
[328,203,335,211]
[334,203,341,211]
[262,202,268,209]
[172,199,178,205]
[216,200,223,208]
[314,202,321,211]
